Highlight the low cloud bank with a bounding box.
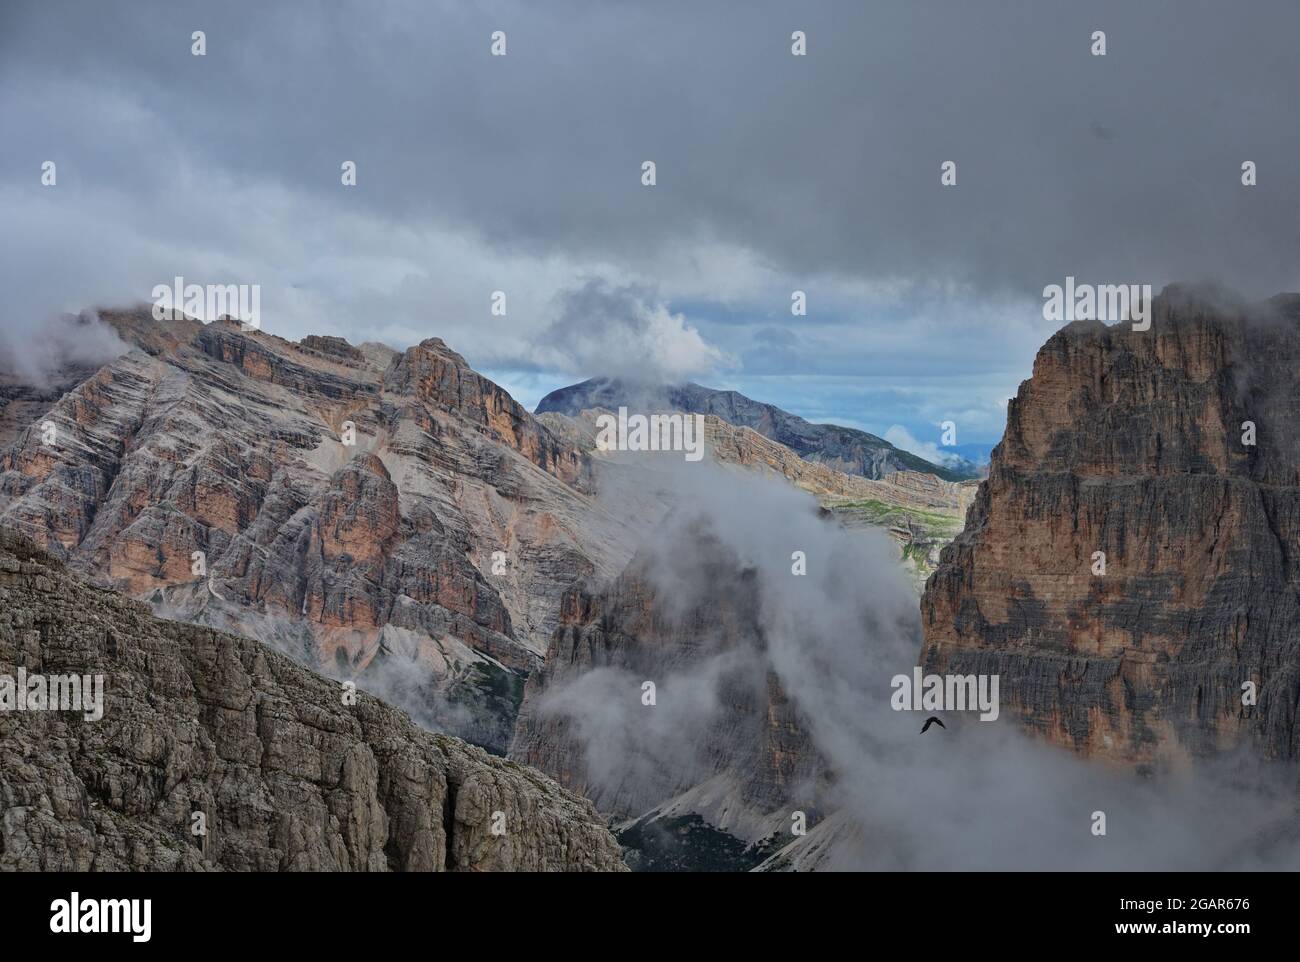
[539,460,1300,870]
[533,280,734,385]
[0,309,128,388]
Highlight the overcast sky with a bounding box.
[4,0,1299,447]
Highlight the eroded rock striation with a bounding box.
[0,308,642,752]
[0,527,625,871]
[921,286,1300,768]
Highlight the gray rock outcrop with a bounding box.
[0,527,626,871]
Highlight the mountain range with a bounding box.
[5,286,1300,870]
[535,377,982,481]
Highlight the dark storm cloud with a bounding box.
[2,0,1299,439]
[5,0,1299,296]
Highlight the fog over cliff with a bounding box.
[538,459,1300,870]
[0,310,127,388]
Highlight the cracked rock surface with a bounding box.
[922,286,1300,767]
[0,528,626,871]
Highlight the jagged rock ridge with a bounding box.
[0,307,644,752]
[0,527,625,871]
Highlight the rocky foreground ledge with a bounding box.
[0,528,625,871]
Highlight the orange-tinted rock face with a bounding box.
[0,306,623,752]
[312,454,401,565]
[921,287,1300,769]
[386,339,590,490]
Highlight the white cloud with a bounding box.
[532,280,736,384]
[884,424,964,468]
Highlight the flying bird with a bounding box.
[920,716,946,734]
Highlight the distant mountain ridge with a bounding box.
[535,377,978,481]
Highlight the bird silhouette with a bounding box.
[920,716,946,734]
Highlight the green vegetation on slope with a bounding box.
[829,499,964,539]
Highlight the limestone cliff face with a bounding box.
[385,338,589,489]
[0,308,642,752]
[0,528,626,871]
[921,287,1300,768]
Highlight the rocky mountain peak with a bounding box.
[0,305,623,753]
[299,334,366,364]
[922,286,1300,768]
